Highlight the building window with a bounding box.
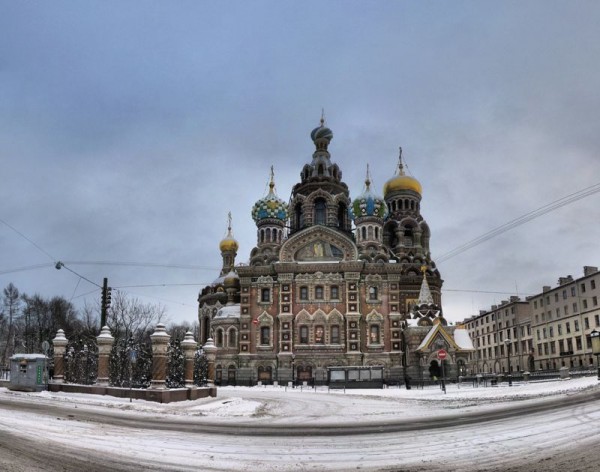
[331,325,340,344]
[583,299,588,310]
[315,325,325,344]
[558,324,562,335]
[300,326,309,344]
[573,302,578,313]
[315,285,324,300]
[228,329,237,348]
[584,317,590,329]
[593,296,598,306]
[330,285,339,300]
[261,288,270,303]
[216,329,223,347]
[566,322,571,334]
[571,286,576,297]
[370,325,380,344]
[260,326,270,345]
[562,290,567,300]
[314,198,327,225]
[591,280,596,290]
[581,283,586,293]
[369,286,378,301]
[555,293,559,302]
[300,286,308,300]
[574,320,580,331]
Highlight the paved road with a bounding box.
[1,389,599,471]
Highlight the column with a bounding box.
[52,329,68,383]
[181,331,198,388]
[96,326,114,386]
[203,338,217,387]
[149,323,171,389]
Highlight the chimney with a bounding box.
[543,286,551,292]
[584,266,598,277]
[510,296,520,302]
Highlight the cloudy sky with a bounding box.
[2,1,600,326]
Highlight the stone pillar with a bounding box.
[96,326,114,386]
[181,331,197,388]
[150,323,171,389]
[203,338,217,387]
[52,329,68,383]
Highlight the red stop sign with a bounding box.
[438,349,447,360]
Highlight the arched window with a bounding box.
[330,285,339,300]
[300,326,309,344]
[300,286,309,300]
[295,203,304,230]
[228,328,237,348]
[317,164,324,176]
[216,329,224,347]
[260,229,264,243]
[260,326,270,345]
[315,285,324,300]
[369,325,380,344]
[369,286,378,301]
[315,198,327,225]
[337,203,347,229]
[330,325,340,344]
[361,227,367,240]
[374,227,379,240]
[266,228,271,242]
[261,288,270,303]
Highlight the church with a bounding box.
[198,118,474,386]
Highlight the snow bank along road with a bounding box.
[1,378,599,472]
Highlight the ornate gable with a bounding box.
[279,225,358,263]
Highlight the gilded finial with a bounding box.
[365,164,371,190]
[398,146,405,176]
[421,265,427,274]
[320,108,325,126]
[269,165,275,192]
[227,211,233,235]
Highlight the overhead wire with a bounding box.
[437,181,600,264]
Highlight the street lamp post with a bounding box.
[590,330,600,381]
[504,338,512,386]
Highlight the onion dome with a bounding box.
[219,212,239,252]
[351,165,388,220]
[223,270,240,289]
[383,147,422,197]
[310,113,333,150]
[252,167,288,223]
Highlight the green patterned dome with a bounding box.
[252,170,288,223]
[350,172,388,220]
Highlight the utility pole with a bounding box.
[100,278,111,328]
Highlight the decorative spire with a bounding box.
[365,164,371,190]
[397,146,405,176]
[417,266,434,306]
[226,211,233,237]
[269,165,275,193]
[320,108,325,126]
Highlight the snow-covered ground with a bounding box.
[1,377,600,471]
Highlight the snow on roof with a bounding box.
[454,328,475,350]
[11,354,47,360]
[215,304,241,320]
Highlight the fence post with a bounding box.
[149,323,171,389]
[96,326,114,386]
[51,329,68,384]
[203,338,217,387]
[181,331,197,388]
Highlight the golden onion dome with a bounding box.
[219,212,239,252]
[383,174,422,196]
[384,146,422,197]
[223,270,240,288]
[219,237,239,252]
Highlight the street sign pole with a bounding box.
[438,349,447,394]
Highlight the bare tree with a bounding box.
[106,291,168,343]
[1,283,21,366]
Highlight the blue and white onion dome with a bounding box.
[252,168,288,223]
[351,167,388,220]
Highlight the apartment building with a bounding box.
[462,265,600,374]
